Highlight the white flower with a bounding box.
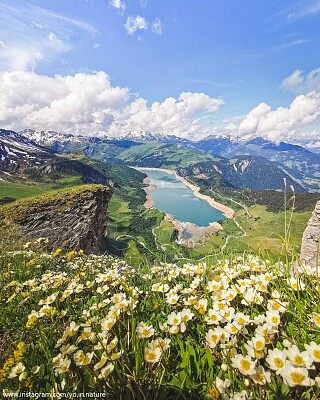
[231,354,256,375]
[215,376,231,393]
[65,321,80,337]
[180,308,194,323]
[265,310,281,327]
[266,348,286,371]
[167,312,181,326]
[60,344,78,355]
[288,277,306,291]
[205,329,221,348]
[73,350,94,366]
[144,347,162,363]
[234,312,250,326]
[94,354,108,370]
[101,316,116,332]
[54,357,71,375]
[137,322,155,339]
[148,338,171,351]
[250,366,271,385]
[280,361,314,387]
[166,293,179,305]
[286,345,313,369]
[305,341,320,363]
[98,363,114,379]
[205,309,222,325]
[312,313,320,327]
[8,362,25,378]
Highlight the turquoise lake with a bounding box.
[143,169,226,227]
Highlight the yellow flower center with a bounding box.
[255,373,264,383]
[255,340,264,350]
[314,315,320,325]
[274,358,284,369]
[211,334,218,343]
[313,349,320,360]
[240,360,251,371]
[290,372,305,384]
[146,352,156,361]
[271,316,279,324]
[238,317,245,324]
[294,355,304,365]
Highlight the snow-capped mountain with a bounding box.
[120,131,192,145]
[0,129,114,186]
[0,129,54,175]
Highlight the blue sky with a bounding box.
[0,0,320,145]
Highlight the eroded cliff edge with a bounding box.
[301,200,320,269]
[0,184,111,254]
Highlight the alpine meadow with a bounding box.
[1,1,320,400]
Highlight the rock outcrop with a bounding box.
[0,184,111,254]
[301,200,320,268]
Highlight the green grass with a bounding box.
[0,176,85,200]
[0,184,108,223]
[118,143,220,169]
[198,205,312,257]
[1,248,320,399]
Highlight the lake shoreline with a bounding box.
[143,176,156,209]
[135,166,234,218]
[133,166,234,247]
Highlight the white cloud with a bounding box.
[109,92,224,137]
[281,69,304,91]
[237,92,320,144]
[0,71,224,138]
[0,3,96,72]
[0,71,128,133]
[281,67,320,93]
[123,15,163,36]
[124,15,148,35]
[0,40,5,48]
[151,18,163,35]
[109,0,126,15]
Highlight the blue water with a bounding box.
[144,169,226,227]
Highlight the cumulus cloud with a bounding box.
[109,92,224,137]
[0,71,224,137]
[109,0,126,15]
[0,71,129,133]
[124,15,149,35]
[237,92,320,144]
[281,67,320,93]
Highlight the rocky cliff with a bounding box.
[301,200,320,269]
[0,184,111,254]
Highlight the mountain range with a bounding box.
[18,129,315,192]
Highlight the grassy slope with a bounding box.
[0,176,83,200]
[118,143,220,168]
[198,204,312,258]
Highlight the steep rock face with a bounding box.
[0,185,111,254]
[301,200,320,268]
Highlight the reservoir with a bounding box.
[142,169,226,227]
